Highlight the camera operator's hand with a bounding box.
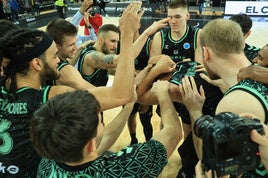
[251,123,268,172]
[80,0,93,14]
[195,161,230,178]
[179,76,205,119]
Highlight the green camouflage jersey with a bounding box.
[37,140,167,178]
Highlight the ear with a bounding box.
[244,30,251,39]
[85,139,96,153]
[31,58,42,71]
[203,46,210,62]
[98,36,104,45]
[186,12,190,20]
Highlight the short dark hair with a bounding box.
[98,24,120,37]
[30,90,101,163]
[168,0,188,10]
[46,18,78,46]
[229,13,252,35]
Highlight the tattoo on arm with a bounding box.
[91,52,115,68]
[103,54,114,64]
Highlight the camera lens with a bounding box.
[194,115,213,138]
[90,11,96,16]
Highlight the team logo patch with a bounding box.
[183,42,190,50]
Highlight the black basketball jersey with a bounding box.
[169,61,224,124]
[135,37,152,70]
[160,25,200,63]
[77,46,109,87]
[0,86,51,177]
[244,43,260,62]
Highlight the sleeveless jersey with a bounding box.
[77,46,109,86]
[225,79,268,177]
[135,37,152,70]
[160,25,199,63]
[37,140,167,178]
[169,61,224,124]
[0,86,51,177]
[244,43,260,62]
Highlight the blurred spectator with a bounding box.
[79,6,102,36]
[2,0,11,20]
[0,0,5,19]
[98,0,107,17]
[55,0,66,18]
[8,0,18,23]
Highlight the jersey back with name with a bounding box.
[0,86,50,177]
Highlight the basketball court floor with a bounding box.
[19,11,268,178]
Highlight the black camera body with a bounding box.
[194,112,264,177]
[90,10,96,16]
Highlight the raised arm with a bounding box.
[150,80,183,158]
[84,52,118,70]
[149,31,163,58]
[70,0,92,26]
[133,18,169,59]
[136,55,175,97]
[55,64,95,90]
[88,1,144,111]
[194,29,203,65]
[68,40,95,66]
[97,87,136,154]
[179,76,205,159]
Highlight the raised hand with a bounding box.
[119,1,144,35]
[179,76,205,117]
[143,17,170,36]
[151,80,170,98]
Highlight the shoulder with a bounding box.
[217,82,266,122]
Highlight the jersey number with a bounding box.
[0,120,13,154]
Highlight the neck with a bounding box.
[217,54,251,88]
[16,73,41,90]
[65,152,99,167]
[171,25,187,40]
[58,53,68,61]
[93,43,102,53]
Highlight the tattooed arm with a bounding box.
[84,51,119,70]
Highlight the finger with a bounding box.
[132,1,141,14]
[195,161,205,177]
[251,129,268,146]
[199,73,213,84]
[239,113,258,119]
[181,77,190,94]
[189,76,198,92]
[138,7,145,18]
[199,85,205,98]
[178,85,186,99]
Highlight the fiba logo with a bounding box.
[183,43,190,50]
